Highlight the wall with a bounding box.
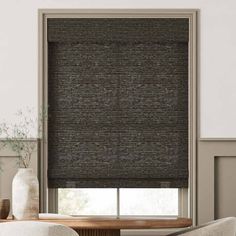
[197,140,236,224]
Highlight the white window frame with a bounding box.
[38,9,198,226]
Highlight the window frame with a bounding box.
[38,9,198,224]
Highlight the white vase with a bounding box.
[12,168,39,220]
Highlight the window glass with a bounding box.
[58,188,178,216]
[120,188,178,216]
[58,188,117,215]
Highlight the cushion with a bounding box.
[168,217,236,236]
[0,221,79,236]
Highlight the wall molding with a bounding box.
[197,139,236,224]
[199,138,236,141]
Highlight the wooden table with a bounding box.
[0,217,192,236]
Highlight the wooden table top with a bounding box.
[0,217,192,229]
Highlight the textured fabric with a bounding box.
[48,18,189,43]
[47,18,189,188]
[168,217,236,236]
[0,221,78,236]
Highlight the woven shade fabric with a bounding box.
[47,18,189,188]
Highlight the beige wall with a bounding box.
[2,139,236,225]
[197,140,236,224]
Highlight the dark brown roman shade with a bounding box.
[47,18,189,188]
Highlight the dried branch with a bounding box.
[0,107,47,168]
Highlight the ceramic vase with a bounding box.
[12,168,39,220]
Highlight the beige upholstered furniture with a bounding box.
[0,221,78,236]
[168,217,236,236]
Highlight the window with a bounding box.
[58,188,179,216]
[39,10,198,221]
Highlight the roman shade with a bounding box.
[47,18,189,188]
